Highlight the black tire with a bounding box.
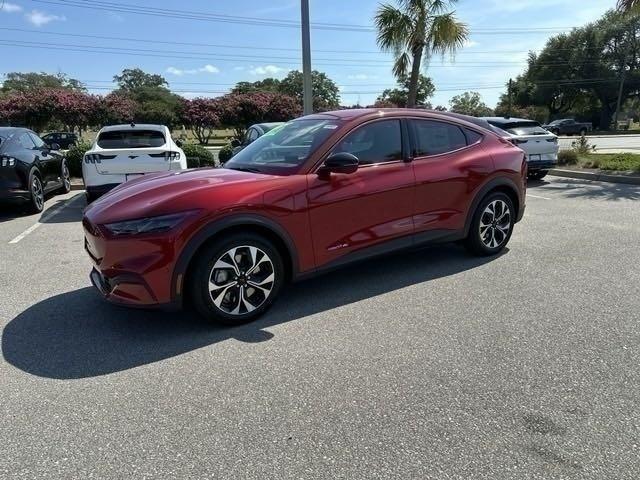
[58,159,72,194]
[27,169,44,214]
[528,170,548,181]
[190,233,284,325]
[464,192,515,256]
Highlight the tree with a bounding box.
[1,72,85,93]
[49,89,100,134]
[231,78,281,94]
[376,74,435,107]
[278,70,340,111]
[98,93,137,125]
[113,68,168,91]
[375,0,467,107]
[449,91,493,116]
[182,98,221,145]
[618,0,639,13]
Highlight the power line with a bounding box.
[29,0,577,34]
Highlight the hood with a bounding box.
[85,167,275,224]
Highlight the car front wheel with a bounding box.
[464,192,515,256]
[190,234,284,325]
[58,159,72,194]
[28,170,44,214]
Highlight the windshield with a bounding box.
[97,130,166,149]
[547,120,564,126]
[502,122,549,136]
[225,119,342,174]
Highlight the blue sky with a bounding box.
[0,0,618,107]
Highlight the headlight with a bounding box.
[102,211,195,236]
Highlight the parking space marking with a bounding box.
[8,193,84,244]
[526,193,551,200]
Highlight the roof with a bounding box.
[99,124,168,132]
[481,117,535,125]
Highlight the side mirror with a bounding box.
[319,152,359,176]
[175,139,183,148]
[230,139,241,148]
[49,142,61,151]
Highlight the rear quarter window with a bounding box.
[412,120,468,156]
[97,130,166,149]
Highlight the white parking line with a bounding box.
[526,193,551,200]
[8,193,84,244]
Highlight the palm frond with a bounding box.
[392,51,412,78]
[375,4,413,51]
[429,12,469,56]
[618,0,640,12]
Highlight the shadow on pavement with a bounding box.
[0,193,85,224]
[2,244,503,380]
[536,177,640,201]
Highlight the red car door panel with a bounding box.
[306,119,415,268]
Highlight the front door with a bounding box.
[306,119,415,269]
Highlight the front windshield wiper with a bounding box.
[226,166,264,174]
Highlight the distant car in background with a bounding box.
[542,119,592,136]
[42,132,78,150]
[229,122,286,159]
[484,117,558,180]
[0,127,71,213]
[82,124,187,202]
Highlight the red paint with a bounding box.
[83,109,526,308]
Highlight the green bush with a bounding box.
[181,143,216,168]
[557,150,578,166]
[65,140,92,177]
[594,153,640,172]
[218,144,234,164]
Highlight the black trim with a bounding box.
[295,229,463,282]
[171,214,299,306]
[86,183,119,198]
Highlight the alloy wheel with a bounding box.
[62,163,71,191]
[208,246,275,315]
[32,177,44,211]
[479,200,511,249]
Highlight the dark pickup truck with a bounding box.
[542,119,593,136]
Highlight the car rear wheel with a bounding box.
[28,170,44,214]
[464,192,515,256]
[190,233,284,325]
[58,159,72,194]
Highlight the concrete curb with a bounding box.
[70,179,85,191]
[549,168,640,185]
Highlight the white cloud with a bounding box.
[166,64,220,76]
[25,9,66,26]
[347,74,378,80]
[249,65,286,76]
[463,40,479,48]
[0,2,22,13]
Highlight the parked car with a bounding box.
[483,117,559,180]
[83,109,526,325]
[542,119,592,136]
[0,127,71,213]
[229,122,286,159]
[41,132,78,150]
[83,124,187,202]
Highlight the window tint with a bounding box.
[333,120,402,165]
[16,132,36,149]
[465,128,483,144]
[97,130,166,149]
[412,120,467,156]
[29,132,46,148]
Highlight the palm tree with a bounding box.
[618,0,640,13]
[375,0,468,107]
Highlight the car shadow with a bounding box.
[0,192,85,224]
[2,244,504,380]
[537,177,640,201]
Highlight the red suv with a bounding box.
[83,109,526,325]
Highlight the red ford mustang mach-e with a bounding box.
[83,109,526,325]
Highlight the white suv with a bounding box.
[83,124,187,202]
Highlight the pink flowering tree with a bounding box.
[182,98,221,145]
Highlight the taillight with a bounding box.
[84,154,116,164]
[513,139,528,145]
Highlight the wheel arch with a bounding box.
[463,177,521,237]
[172,214,299,306]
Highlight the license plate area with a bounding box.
[529,154,541,161]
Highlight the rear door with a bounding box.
[93,129,173,177]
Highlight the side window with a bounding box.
[412,120,468,156]
[333,120,402,165]
[464,128,483,145]
[29,132,46,149]
[246,128,259,144]
[16,132,36,150]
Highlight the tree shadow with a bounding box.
[536,178,640,201]
[2,244,504,380]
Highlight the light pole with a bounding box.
[301,0,313,115]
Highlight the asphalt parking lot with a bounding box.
[1,177,639,479]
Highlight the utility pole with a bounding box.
[614,69,627,131]
[301,0,313,115]
[507,78,513,118]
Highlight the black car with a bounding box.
[41,131,78,150]
[0,127,71,213]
